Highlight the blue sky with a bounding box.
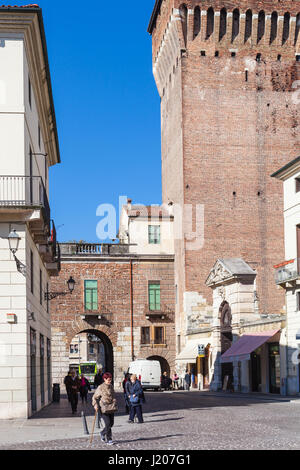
[25,1,161,242]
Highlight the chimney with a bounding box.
[127,198,132,211]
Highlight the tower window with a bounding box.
[201,50,206,56]
[257,11,265,44]
[231,51,236,58]
[215,51,219,57]
[206,7,214,39]
[270,12,278,44]
[245,10,252,43]
[219,8,227,41]
[295,13,300,46]
[282,12,290,45]
[232,9,240,42]
[193,6,201,39]
[256,53,262,62]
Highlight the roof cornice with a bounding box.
[148,0,163,34]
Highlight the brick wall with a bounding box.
[50,256,175,386]
[149,0,299,340]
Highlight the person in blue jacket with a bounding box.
[126,374,144,424]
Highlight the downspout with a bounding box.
[130,259,134,361]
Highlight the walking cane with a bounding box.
[89,410,98,447]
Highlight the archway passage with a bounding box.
[147,355,170,377]
[69,329,114,381]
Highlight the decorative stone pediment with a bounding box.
[206,260,233,287]
[206,258,256,287]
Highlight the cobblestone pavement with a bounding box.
[1,390,300,450]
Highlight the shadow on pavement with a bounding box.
[29,389,299,421]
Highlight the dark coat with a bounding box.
[94,373,104,387]
[65,375,81,394]
[79,377,91,394]
[184,373,191,385]
[126,380,144,407]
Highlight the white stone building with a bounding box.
[118,199,174,255]
[0,6,60,418]
[272,156,300,395]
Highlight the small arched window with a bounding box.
[219,8,227,41]
[179,4,188,47]
[270,12,278,44]
[193,6,201,39]
[282,12,290,45]
[295,13,300,45]
[232,9,240,42]
[206,7,214,39]
[245,10,252,43]
[257,11,265,44]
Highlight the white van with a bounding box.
[128,359,161,390]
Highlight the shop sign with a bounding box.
[198,344,205,357]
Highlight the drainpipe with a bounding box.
[130,259,134,361]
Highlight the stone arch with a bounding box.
[179,4,188,47]
[257,11,265,44]
[147,355,170,377]
[219,8,227,41]
[232,9,240,42]
[270,11,278,44]
[54,318,118,385]
[282,12,290,45]
[245,9,252,43]
[193,5,201,40]
[206,7,214,39]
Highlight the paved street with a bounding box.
[0,390,300,450]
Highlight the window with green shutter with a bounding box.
[148,225,160,244]
[148,282,161,311]
[84,280,98,311]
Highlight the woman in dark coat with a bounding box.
[79,374,91,404]
[126,374,144,424]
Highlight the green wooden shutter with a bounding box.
[149,283,160,310]
[85,280,98,311]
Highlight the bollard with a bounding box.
[96,411,100,429]
[81,411,89,435]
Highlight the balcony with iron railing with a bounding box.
[59,242,130,257]
[0,175,50,225]
[274,259,300,286]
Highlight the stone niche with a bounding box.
[206,258,259,391]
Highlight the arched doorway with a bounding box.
[68,329,113,380]
[147,355,170,377]
[220,301,233,388]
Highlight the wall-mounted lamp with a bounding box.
[8,230,26,277]
[44,276,76,301]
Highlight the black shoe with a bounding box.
[128,420,134,423]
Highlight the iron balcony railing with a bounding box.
[0,176,50,223]
[274,259,300,284]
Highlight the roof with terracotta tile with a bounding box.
[125,205,173,219]
[0,4,39,8]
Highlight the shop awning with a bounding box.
[221,329,280,363]
[177,338,211,363]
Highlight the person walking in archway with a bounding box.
[65,369,81,414]
[79,373,91,405]
[127,374,144,424]
[92,372,118,445]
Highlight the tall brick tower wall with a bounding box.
[148,1,300,339]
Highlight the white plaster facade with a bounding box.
[272,157,300,395]
[0,7,60,418]
[119,200,174,255]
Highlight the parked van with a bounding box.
[128,359,161,390]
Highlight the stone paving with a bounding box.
[0,390,300,450]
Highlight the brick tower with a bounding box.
[148,1,300,346]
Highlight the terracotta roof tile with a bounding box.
[0,4,39,9]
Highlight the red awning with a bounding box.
[221,330,280,363]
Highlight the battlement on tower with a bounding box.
[150,1,300,96]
